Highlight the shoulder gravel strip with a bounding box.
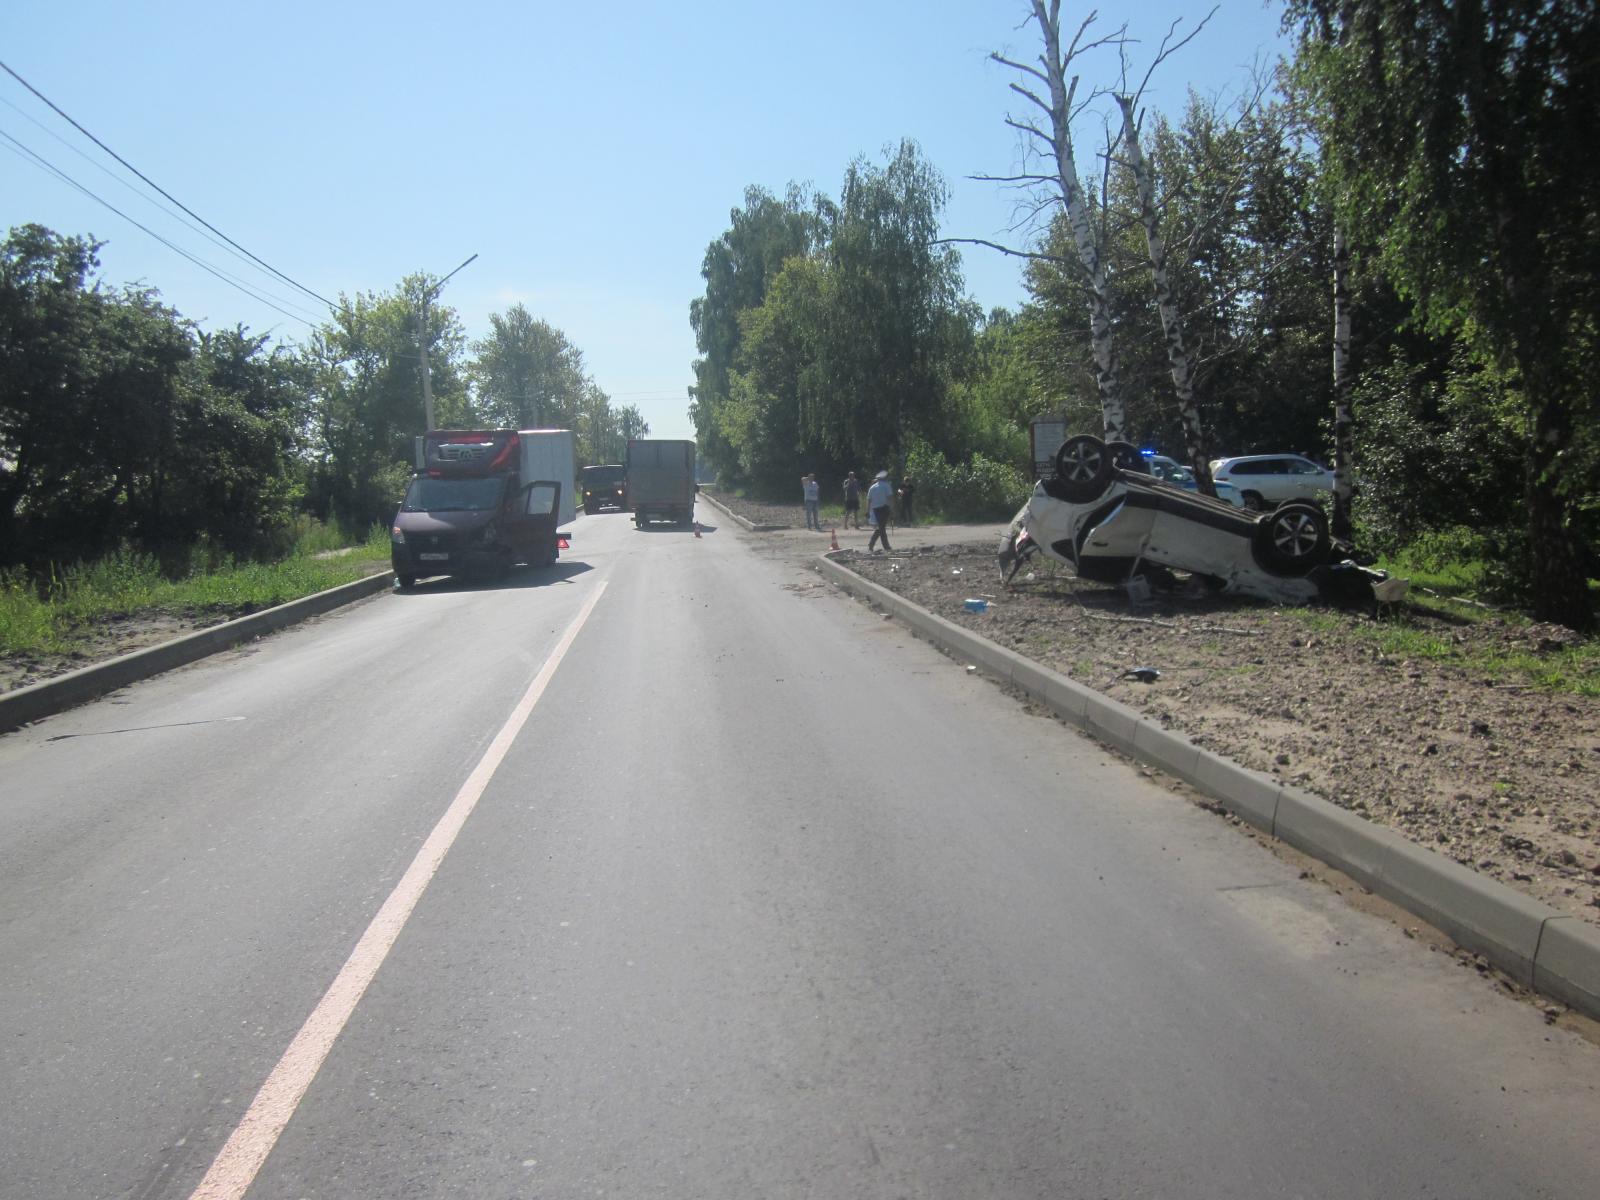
[697,489,789,532]
[0,570,396,735]
[816,551,1600,1021]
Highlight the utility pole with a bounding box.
[417,253,478,431]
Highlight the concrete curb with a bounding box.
[0,570,396,734]
[696,489,789,532]
[815,551,1600,1021]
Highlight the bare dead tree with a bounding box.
[987,1,1130,442]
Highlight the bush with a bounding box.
[1351,354,1527,560]
[904,438,1030,523]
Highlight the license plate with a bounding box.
[419,552,449,561]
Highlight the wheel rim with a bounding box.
[1272,511,1320,559]
[1060,441,1104,483]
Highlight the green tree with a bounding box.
[307,279,465,529]
[0,225,106,564]
[470,304,589,430]
[809,141,972,470]
[2,225,311,565]
[694,144,975,495]
[1289,0,1600,629]
[1019,92,1342,465]
[689,185,827,485]
[574,387,648,465]
[172,328,308,554]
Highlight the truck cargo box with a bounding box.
[626,439,696,527]
[519,429,577,526]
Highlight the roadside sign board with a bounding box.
[1031,418,1067,480]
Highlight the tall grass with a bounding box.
[0,527,391,658]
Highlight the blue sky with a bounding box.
[2,1,1290,440]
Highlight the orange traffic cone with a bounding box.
[694,521,702,538]
[830,527,840,551]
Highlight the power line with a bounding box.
[0,121,325,322]
[0,58,336,310]
[0,131,319,326]
[0,92,314,301]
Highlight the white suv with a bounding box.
[1208,454,1334,510]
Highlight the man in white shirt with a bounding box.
[866,470,894,552]
[802,474,821,530]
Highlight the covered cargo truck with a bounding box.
[580,464,627,513]
[391,429,575,588]
[626,439,696,528]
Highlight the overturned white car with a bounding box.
[1002,435,1364,606]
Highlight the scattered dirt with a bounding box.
[709,490,1600,928]
[0,607,250,695]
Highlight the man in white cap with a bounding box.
[866,469,894,552]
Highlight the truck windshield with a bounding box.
[400,476,505,513]
[582,467,623,486]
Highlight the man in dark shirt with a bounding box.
[897,478,916,526]
[842,471,861,529]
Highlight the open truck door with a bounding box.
[518,480,571,567]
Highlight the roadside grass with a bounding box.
[1376,543,1487,603]
[1285,601,1600,697]
[0,525,390,657]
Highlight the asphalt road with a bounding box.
[2,506,1597,1199]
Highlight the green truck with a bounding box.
[580,464,627,513]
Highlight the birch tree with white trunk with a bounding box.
[992,1,1127,442]
[1115,91,1216,494]
[1330,224,1354,540]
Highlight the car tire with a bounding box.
[1107,440,1149,474]
[1253,501,1330,576]
[1240,490,1265,511]
[397,574,416,590]
[585,501,598,515]
[1053,435,1114,502]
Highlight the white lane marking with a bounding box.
[189,581,608,1199]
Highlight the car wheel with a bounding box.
[1107,440,1149,474]
[1053,434,1114,502]
[1254,501,1330,576]
[397,574,416,590]
[1241,491,1265,511]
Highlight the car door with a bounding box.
[1285,457,1328,501]
[502,479,560,562]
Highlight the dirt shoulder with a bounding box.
[1,608,239,695]
[708,489,1600,928]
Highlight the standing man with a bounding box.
[802,474,821,530]
[867,470,894,552]
[898,477,916,527]
[841,470,861,529]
